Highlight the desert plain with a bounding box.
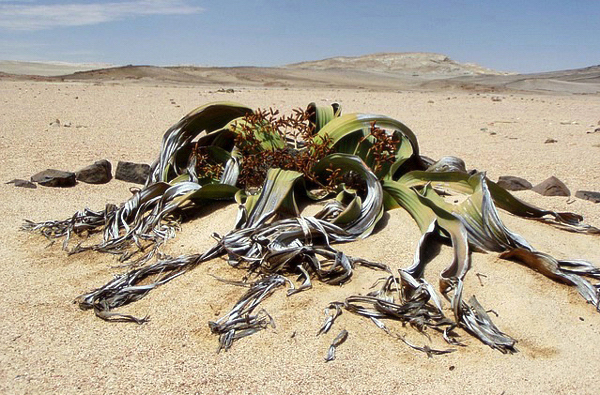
[1,58,600,394]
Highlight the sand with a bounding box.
[1,79,600,394]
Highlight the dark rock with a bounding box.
[115,161,150,185]
[532,176,570,197]
[497,176,532,191]
[575,190,600,203]
[544,138,557,144]
[31,169,76,187]
[6,179,37,189]
[76,159,112,184]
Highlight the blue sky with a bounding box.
[0,0,598,73]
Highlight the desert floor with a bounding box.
[1,80,599,394]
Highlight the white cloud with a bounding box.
[0,1,203,30]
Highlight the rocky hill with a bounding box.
[286,52,507,76]
[1,54,598,94]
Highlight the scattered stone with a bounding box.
[63,122,72,128]
[480,127,488,132]
[497,176,532,191]
[532,176,570,197]
[575,190,600,203]
[6,179,37,189]
[587,128,600,134]
[75,159,112,184]
[544,138,557,144]
[560,121,578,125]
[216,88,235,93]
[427,100,434,104]
[115,161,150,185]
[49,119,60,127]
[491,96,502,102]
[31,169,76,187]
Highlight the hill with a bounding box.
[1,54,599,94]
[0,60,113,77]
[286,52,507,76]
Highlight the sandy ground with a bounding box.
[1,80,600,394]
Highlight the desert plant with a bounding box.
[24,101,600,355]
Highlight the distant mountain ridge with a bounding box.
[0,60,113,77]
[1,53,506,78]
[1,53,598,94]
[286,52,509,76]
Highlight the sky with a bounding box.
[0,0,598,73]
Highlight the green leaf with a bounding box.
[314,113,420,157]
[246,168,304,227]
[397,171,598,233]
[314,153,383,239]
[307,102,341,133]
[148,101,253,184]
[381,179,436,233]
[397,171,474,194]
[333,195,362,225]
[188,184,240,201]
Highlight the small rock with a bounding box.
[31,169,76,187]
[75,160,112,184]
[532,176,570,197]
[575,190,600,203]
[587,128,600,134]
[115,161,150,185]
[427,100,434,104]
[63,122,72,128]
[544,138,557,144]
[497,176,533,191]
[49,119,60,127]
[6,179,37,189]
[491,96,502,102]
